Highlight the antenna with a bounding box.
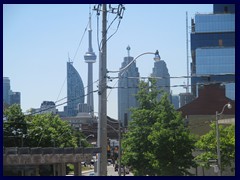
[68,52,70,62]
[186,12,189,93]
[89,4,92,30]
[127,45,130,57]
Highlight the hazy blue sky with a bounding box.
[3,4,213,119]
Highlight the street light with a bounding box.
[108,50,160,74]
[106,50,160,176]
[216,102,232,176]
[97,48,160,175]
[80,134,94,147]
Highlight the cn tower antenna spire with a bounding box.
[89,5,92,30]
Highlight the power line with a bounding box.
[72,7,94,63]
[108,73,235,80]
[23,89,99,117]
[20,79,100,116]
[95,4,125,51]
[107,81,235,90]
[55,6,93,104]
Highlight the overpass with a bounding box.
[3,147,101,176]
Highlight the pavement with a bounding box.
[80,164,133,176]
[81,164,133,176]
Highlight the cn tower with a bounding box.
[84,9,96,114]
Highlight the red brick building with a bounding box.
[178,83,235,136]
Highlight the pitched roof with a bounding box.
[178,83,235,116]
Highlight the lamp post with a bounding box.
[108,50,161,74]
[216,102,232,176]
[106,50,160,176]
[79,134,94,147]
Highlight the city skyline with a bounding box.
[3,4,213,119]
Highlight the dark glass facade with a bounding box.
[191,33,235,51]
[190,4,235,99]
[213,4,235,14]
[3,77,10,105]
[67,62,85,116]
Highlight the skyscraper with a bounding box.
[118,46,139,127]
[151,57,170,100]
[190,4,235,99]
[84,10,96,114]
[171,94,180,109]
[9,91,21,106]
[3,77,10,105]
[66,60,85,116]
[3,77,21,106]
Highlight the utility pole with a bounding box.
[118,123,121,176]
[97,4,108,176]
[216,111,221,176]
[94,4,125,176]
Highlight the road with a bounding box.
[81,164,133,176]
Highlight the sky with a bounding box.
[3,4,213,119]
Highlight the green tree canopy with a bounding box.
[195,123,235,173]
[3,104,27,147]
[121,79,196,176]
[3,105,90,148]
[25,114,77,147]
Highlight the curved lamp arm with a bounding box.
[217,102,232,116]
[107,50,160,73]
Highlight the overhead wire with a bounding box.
[21,78,100,116]
[95,4,125,51]
[24,89,99,116]
[107,81,235,90]
[55,6,94,104]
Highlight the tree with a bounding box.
[3,104,28,147]
[25,114,78,147]
[121,79,196,176]
[3,104,89,148]
[195,123,235,174]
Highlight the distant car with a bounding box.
[107,159,112,165]
[89,172,95,176]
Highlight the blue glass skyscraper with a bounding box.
[190,4,235,99]
[67,61,85,116]
[3,77,10,105]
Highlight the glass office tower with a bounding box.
[191,4,235,99]
[118,46,139,127]
[151,60,170,100]
[3,77,11,105]
[67,61,85,116]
